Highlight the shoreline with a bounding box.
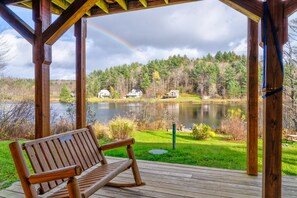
[1,97,251,104]
[50,97,248,104]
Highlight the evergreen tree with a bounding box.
[140,67,151,93]
[59,84,72,103]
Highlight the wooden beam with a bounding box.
[33,0,52,138]
[285,0,297,17]
[220,0,262,23]
[75,18,87,129]
[21,1,64,15]
[139,0,147,7]
[3,0,29,4]
[43,0,98,45]
[95,0,109,14]
[90,0,196,17]
[247,18,258,176]
[0,3,34,44]
[262,0,284,197]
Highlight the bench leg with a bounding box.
[67,177,82,198]
[127,145,145,186]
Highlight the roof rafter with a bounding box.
[90,0,196,17]
[95,0,109,14]
[0,2,34,44]
[21,1,64,15]
[52,0,71,10]
[285,0,297,17]
[115,0,128,10]
[220,0,262,23]
[43,0,99,45]
[139,0,147,7]
[2,0,29,5]
[65,0,91,16]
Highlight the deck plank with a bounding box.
[1,157,297,198]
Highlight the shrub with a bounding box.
[108,117,136,140]
[93,121,109,140]
[221,109,246,141]
[192,123,215,140]
[51,118,74,134]
[0,101,35,139]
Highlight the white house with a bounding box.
[164,90,179,98]
[126,89,143,98]
[98,90,111,98]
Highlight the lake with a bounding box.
[51,102,247,128]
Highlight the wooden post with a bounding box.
[33,0,52,138]
[262,0,284,197]
[75,18,87,129]
[247,18,258,176]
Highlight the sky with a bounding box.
[0,0,258,79]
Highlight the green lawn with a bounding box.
[1,131,297,190]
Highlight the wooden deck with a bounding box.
[1,157,297,198]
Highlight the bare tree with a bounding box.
[283,18,297,131]
[0,33,9,72]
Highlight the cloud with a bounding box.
[1,1,249,79]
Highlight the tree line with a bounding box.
[87,51,250,98]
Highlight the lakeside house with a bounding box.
[126,89,143,98]
[163,90,179,99]
[98,90,111,98]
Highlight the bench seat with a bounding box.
[49,160,132,198]
[9,125,144,198]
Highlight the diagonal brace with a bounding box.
[43,0,98,45]
[220,0,262,23]
[0,2,34,44]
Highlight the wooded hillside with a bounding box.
[87,51,254,98]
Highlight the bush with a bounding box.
[221,109,246,141]
[93,121,109,140]
[192,123,215,140]
[108,117,136,140]
[0,101,35,139]
[51,118,74,134]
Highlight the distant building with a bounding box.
[126,89,143,98]
[163,90,179,98]
[98,90,111,98]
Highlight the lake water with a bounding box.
[51,102,247,128]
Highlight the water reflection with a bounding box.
[52,102,247,128]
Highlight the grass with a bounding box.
[1,131,297,189]
[101,131,297,175]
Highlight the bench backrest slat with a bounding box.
[25,145,50,193]
[22,128,105,194]
[85,129,103,162]
[33,144,57,189]
[73,133,92,168]
[81,132,97,165]
[67,135,88,170]
[39,142,63,185]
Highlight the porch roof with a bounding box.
[4,0,197,17]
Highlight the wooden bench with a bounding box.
[9,125,145,198]
[285,134,297,143]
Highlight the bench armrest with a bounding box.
[100,138,135,151]
[28,165,82,184]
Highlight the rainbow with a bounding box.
[88,21,143,56]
